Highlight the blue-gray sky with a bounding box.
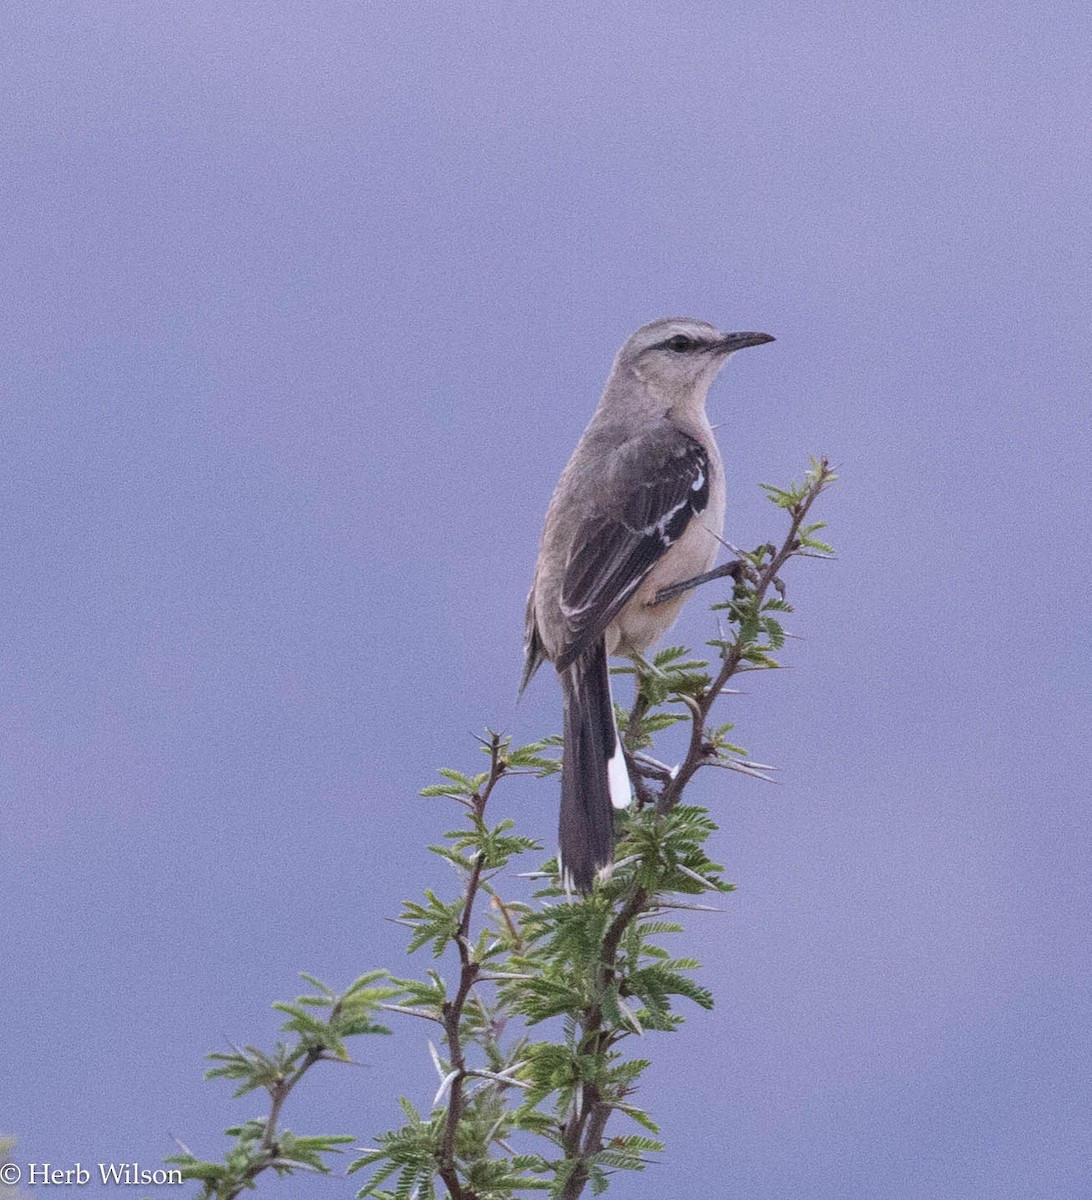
[3,3,1089,1197]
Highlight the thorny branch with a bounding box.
[437,733,508,1200]
[653,457,835,813]
[330,462,833,1200]
[259,1048,324,1159]
[559,886,649,1200]
[209,1039,330,1198]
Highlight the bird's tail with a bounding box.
[559,641,631,893]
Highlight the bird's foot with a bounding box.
[652,559,746,606]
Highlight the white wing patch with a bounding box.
[646,496,689,540]
[560,572,643,619]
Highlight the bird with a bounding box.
[521,317,775,893]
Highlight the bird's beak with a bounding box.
[715,331,776,355]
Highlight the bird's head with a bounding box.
[617,317,775,401]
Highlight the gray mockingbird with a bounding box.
[521,317,774,892]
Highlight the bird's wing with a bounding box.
[554,428,710,671]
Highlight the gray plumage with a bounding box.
[523,317,774,892]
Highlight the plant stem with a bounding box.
[437,734,508,1200]
[560,886,649,1200]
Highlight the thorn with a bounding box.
[468,1068,532,1089]
[378,1004,444,1025]
[678,863,719,890]
[615,995,644,1035]
[267,1158,325,1175]
[433,1069,460,1107]
[706,759,779,783]
[630,650,668,679]
[168,1133,194,1157]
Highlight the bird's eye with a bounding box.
[665,334,694,352]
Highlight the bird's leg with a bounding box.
[620,652,670,809]
[627,763,656,810]
[624,749,675,811]
[651,558,746,607]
